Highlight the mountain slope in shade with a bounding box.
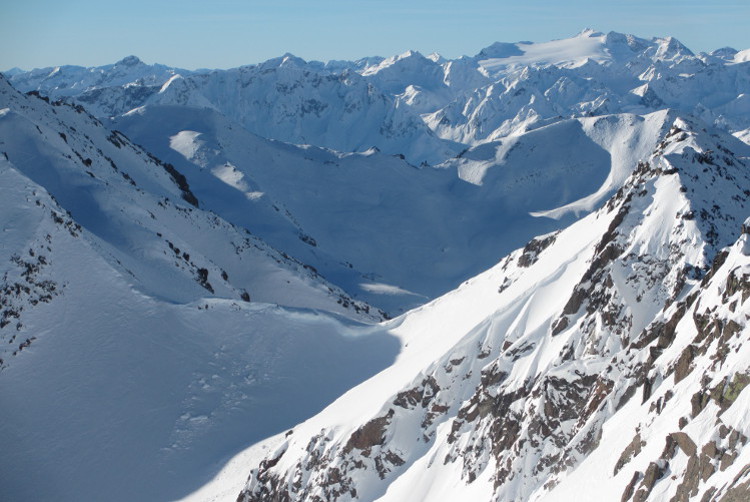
[150,61,459,165]
[0,76,374,317]
[235,117,750,502]
[0,75,401,502]
[110,103,673,314]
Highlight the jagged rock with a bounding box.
[634,462,667,502]
[622,470,642,502]
[393,376,440,409]
[700,453,716,482]
[674,345,697,383]
[671,455,702,502]
[670,432,697,457]
[615,433,646,474]
[720,464,750,501]
[518,233,557,268]
[344,410,394,454]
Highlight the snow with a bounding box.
[359,282,425,297]
[478,30,611,71]
[169,130,203,159]
[10,30,750,163]
[733,48,750,63]
[112,103,621,314]
[3,28,750,502]
[0,79,396,501]
[178,434,286,502]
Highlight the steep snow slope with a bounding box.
[235,117,750,502]
[446,111,673,218]
[0,78,372,316]
[0,76,398,502]
[111,103,672,314]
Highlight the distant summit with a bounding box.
[116,55,143,66]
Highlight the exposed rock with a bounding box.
[615,433,646,475]
[393,376,440,409]
[518,233,557,268]
[634,461,667,502]
[344,409,394,454]
[622,471,641,502]
[671,454,701,502]
[670,432,697,457]
[674,345,696,383]
[720,464,750,501]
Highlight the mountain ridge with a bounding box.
[236,115,750,502]
[7,30,750,165]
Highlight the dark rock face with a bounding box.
[517,233,558,268]
[615,433,646,475]
[344,410,394,454]
[720,464,750,502]
[622,471,642,502]
[633,461,667,502]
[671,432,697,457]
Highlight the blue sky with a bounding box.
[3,0,750,70]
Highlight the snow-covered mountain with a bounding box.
[0,75,396,502]
[9,30,750,164]
[2,29,750,502]
[236,116,750,502]
[426,30,750,145]
[7,55,456,165]
[7,55,192,99]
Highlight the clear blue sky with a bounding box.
[3,0,750,70]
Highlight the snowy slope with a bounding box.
[0,77,374,317]
[235,117,750,502]
[0,75,400,502]
[445,111,673,217]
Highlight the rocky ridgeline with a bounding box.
[237,119,750,501]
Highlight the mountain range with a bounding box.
[1,30,749,501]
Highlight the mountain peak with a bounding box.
[116,55,143,67]
[258,53,308,70]
[578,27,604,37]
[426,52,445,63]
[475,41,524,59]
[2,67,26,77]
[653,35,694,59]
[709,46,739,61]
[396,49,423,59]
